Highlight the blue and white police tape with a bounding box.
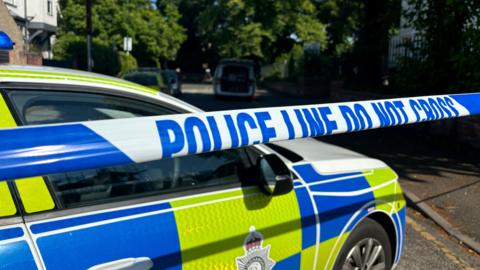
[1,93,479,180]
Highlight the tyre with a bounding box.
[333,217,393,270]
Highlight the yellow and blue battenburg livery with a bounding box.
[0,66,479,269]
[0,166,405,270]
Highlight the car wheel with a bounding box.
[333,218,392,270]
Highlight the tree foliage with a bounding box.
[117,51,138,76]
[196,0,327,62]
[54,0,186,73]
[316,0,400,87]
[317,0,364,57]
[353,0,400,87]
[395,0,480,94]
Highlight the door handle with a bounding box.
[88,257,153,270]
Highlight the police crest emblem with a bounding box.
[236,226,276,270]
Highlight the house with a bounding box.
[1,0,58,64]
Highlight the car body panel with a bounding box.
[271,138,388,174]
[0,225,39,269]
[23,186,303,269]
[0,66,406,269]
[292,164,405,269]
[21,167,405,270]
[0,93,49,268]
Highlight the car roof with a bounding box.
[125,67,162,74]
[218,59,254,65]
[0,65,199,112]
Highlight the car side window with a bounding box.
[6,90,252,209]
[7,90,173,124]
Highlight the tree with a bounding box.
[353,0,401,88]
[396,0,480,94]
[317,0,401,88]
[195,0,327,63]
[54,0,186,73]
[317,0,364,57]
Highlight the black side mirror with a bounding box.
[257,154,293,196]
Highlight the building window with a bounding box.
[47,0,53,16]
[4,0,16,7]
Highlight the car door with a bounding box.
[0,196,39,269]
[0,94,43,269]
[4,87,313,269]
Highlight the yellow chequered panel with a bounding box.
[393,181,406,211]
[15,177,55,214]
[300,245,316,270]
[0,94,56,214]
[171,188,302,269]
[0,95,16,127]
[364,168,398,213]
[317,233,350,270]
[0,95,17,217]
[0,181,17,217]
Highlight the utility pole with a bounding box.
[23,0,29,53]
[86,0,93,71]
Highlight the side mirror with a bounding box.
[257,154,293,196]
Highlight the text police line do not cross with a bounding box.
[0,93,479,180]
[140,94,479,158]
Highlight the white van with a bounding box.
[213,59,256,99]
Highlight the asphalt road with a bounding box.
[178,83,480,269]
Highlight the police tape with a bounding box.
[1,93,479,180]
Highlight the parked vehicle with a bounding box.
[0,65,405,270]
[214,59,256,99]
[162,69,182,96]
[122,67,171,95]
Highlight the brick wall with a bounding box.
[26,53,42,66]
[0,2,26,64]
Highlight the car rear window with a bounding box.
[6,90,173,125]
[222,65,249,82]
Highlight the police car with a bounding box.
[0,65,407,270]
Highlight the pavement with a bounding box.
[179,83,480,268]
[397,208,480,270]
